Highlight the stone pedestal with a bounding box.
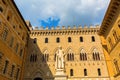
[54,69,67,80]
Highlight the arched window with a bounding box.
[45,38,48,43]
[3,60,9,74]
[15,43,19,53]
[33,38,37,44]
[70,69,73,76]
[42,50,49,62]
[56,37,60,43]
[84,69,87,76]
[80,49,87,61]
[98,68,101,76]
[68,37,72,42]
[113,30,118,42]
[9,37,14,47]
[16,68,20,80]
[30,54,32,62]
[10,65,15,77]
[114,60,120,73]
[54,54,56,61]
[2,29,8,41]
[35,54,37,62]
[85,53,87,60]
[80,36,83,42]
[72,54,74,61]
[67,54,69,61]
[67,49,74,61]
[0,6,3,12]
[93,49,100,61]
[80,53,82,60]
[108,37,113,48]
[91,36,95,42]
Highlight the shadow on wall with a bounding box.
[23,38,54,80]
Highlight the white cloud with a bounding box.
[14,0,110,27]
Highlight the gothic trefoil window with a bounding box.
[80,49,87,61]
[67,49,74,61]
[92,49,100,61]
[42,50,49,62]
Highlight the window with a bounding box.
[114,60,120,73]
[10,65,15,77]
[84,69,87,76]
[93,53,100,60]
[42,54,49,62]
[33,38,37,44]
[0,6,3,12]
[80,53,87,61]
[93,49,100,61]
[113,31,118,42]
[16,68,20,80]
[45,38,48,43]
[67,53,74,61]
[80,37,83,42]
[70,69,73,76]
[54,54,56,61]
[2,29,8,41]
[80,49,87,61]
[68,37,72,42]
[108,37,113,48]
[15,43,19,53]
[91,36,95,42]
[9,37,14,47]
[98,68,101,76]
[56,37,60,43]
[30,54,37,62]
[3,60,9,74]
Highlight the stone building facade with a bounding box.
[0,0,30,80]
[99,0,120,80]
[0,0,120,80]
[23,24,110,80]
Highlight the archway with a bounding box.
[34,77,43,80]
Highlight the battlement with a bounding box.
[30,25,100,36]
[33,25,100,30]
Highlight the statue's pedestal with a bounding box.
[54,69,67,80]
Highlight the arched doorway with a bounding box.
[34,77,42,80]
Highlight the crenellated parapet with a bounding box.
[30,25,100,36]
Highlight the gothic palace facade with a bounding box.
[0,0,120,80]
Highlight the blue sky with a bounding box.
[14,0,110,28]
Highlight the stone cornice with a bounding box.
[99,0,120,35]
[30,26,100,36]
